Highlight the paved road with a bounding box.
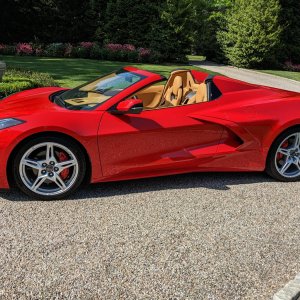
[1,172,300,299]
[191,60,300,92]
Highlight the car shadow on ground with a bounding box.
[1,172,275,202]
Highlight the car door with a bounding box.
[98,103,224,179]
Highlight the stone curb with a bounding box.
[273,274,300,300]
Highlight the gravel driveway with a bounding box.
[191,60,300,93]
[1,172,300,299]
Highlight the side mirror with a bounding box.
[111,99,143,115]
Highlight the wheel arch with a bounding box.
[7,131,92,187]
[265,124,300,164]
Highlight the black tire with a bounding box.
[266,127,300,182]
[12,136,86,200]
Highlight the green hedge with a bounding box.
[0,69,57,99]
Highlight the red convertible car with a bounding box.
[1,66,300,199]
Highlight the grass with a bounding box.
[0,55,216,88]
[187,55,206,62]
[260,70,300,82]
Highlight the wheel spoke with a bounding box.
[22,158,41,170]
[280,159,293,174]
[293,133,300,148]
[31,175,47,191]
[278,148,290,156]
[53,174,67,191]
[56,159,76,171]
[46,143,54,161]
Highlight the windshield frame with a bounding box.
[54,68,147,111]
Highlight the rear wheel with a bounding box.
[12,136,86,200]
[267,128,300,181]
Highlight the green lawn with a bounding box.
[0,55,216,88]
[260,70,300,82]
[187,55,206,62]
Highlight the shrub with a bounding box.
[122,44,136,52]
[45,43,66,57]
[16,43,33,56]
[64,43,73,57]
[31,43,45,57]
[0,45,16,55]
[284,61,300,72]
[106,43,123,52]
[90,44,102,59]
[0,69,57,99]
[79,42,95,49]
[0,42,168,64]
[0,44,6,55]
[138,48,151,62]
[218,0,282,68]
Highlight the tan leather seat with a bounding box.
[185,83,208,105]
[196,83,208,103]
[164,76,183,106]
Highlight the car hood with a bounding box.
[0,87,66,117]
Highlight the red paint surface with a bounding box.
[0,67,299,188]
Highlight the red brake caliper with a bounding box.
[58,151,70,180]
[277,141,289,161]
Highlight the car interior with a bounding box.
[131,70,211,110]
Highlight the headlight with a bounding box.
[0,118,25,130]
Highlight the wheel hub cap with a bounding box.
[19,142,79,196]
[275,133,300,178]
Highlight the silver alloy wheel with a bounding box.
[19,142,79,196]
[275,132,300,178]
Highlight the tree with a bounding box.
[192,0,232,61]
[218,0,282,68]
[279,0,300,63]
[0,0,107,43]
[149,0,194,62]
[104,0,161,47]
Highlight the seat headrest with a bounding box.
[172,76,183,94]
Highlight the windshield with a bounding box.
[54,69,146,110]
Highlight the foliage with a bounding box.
[192,0,232,61]
[16,43,34,56]
[148,0,193,63]
[0,42,153,63]
[0,0,107,43]
[45,43,67,57]
[0,69,57,99]
[104,0,161,47]
[0,0,298,67]
[279,0,300,64]
[218,0,282,68]
[284,61,300,72]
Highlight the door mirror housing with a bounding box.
[111,99,143,115]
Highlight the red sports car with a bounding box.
[1,66,300,199]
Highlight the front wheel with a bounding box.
[12,136,86,200]
[267,128,300,181]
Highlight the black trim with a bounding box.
[205,75,222,101]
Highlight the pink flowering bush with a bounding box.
[16,43,33,55]
[0,42,163,63]
[64,43,73,57]
[106,43,123,52]
[122,44,136,52]
[139,48,151,57]
[284,60,300,72]
[0,44,6,52]
[79,42,95,49]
